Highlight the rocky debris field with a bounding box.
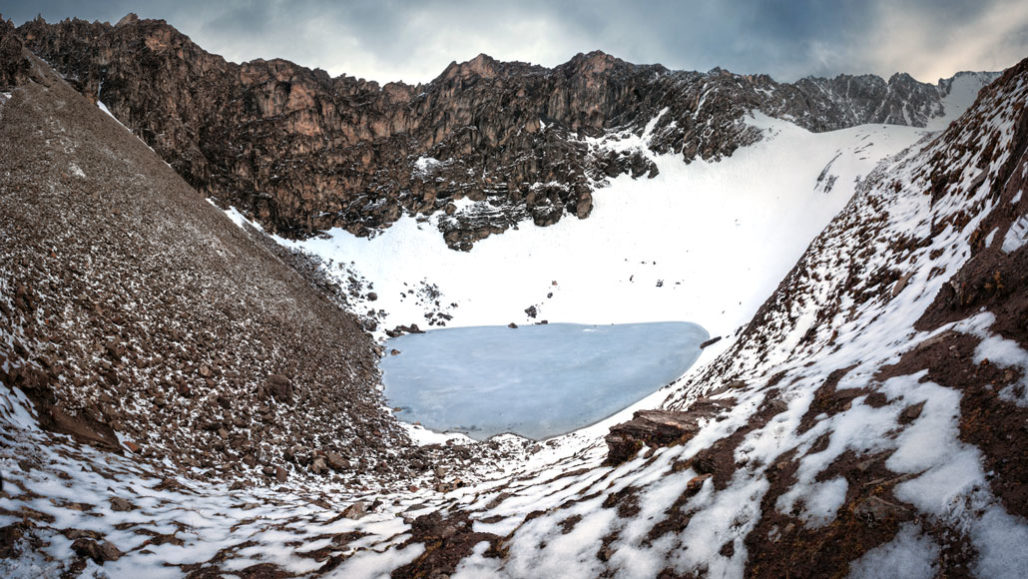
[0,33,518,496]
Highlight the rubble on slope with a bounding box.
[0,34,515,491]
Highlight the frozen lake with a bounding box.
[380,322,708,440]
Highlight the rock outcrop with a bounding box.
[604,399,733,465]
[17,15,994,249]
[0,19,31,87]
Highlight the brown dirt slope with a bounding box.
[0,35,412,483]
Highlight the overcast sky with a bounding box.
[4,0,1028,84]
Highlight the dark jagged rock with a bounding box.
[605,398,733,465]
[17,16,992,249]
[391,511,502,578]
[0,18,32,87]
[699,336,722,348]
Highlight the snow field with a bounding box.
[273,113,929,342]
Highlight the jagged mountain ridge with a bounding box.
[17,14,997,249]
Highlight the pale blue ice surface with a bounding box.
[380,322,709,440]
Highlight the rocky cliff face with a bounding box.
[18,15,994,249]
[0,18,31,87]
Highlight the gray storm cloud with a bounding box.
[4,0,1027,83]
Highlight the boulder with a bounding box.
[700,336,722,349]
[109,497,135,512]
[342,501,369,520]
[265,374,294,403]
[71,538,122,563]
[325,451,349,471]
[605,399,731,465]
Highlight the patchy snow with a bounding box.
[972,507,1028,577]
[984,226,999,247]
[413,156,444,175]
[0,407,443,578]
[0,386,40,433]
[332,543,426,578]
[216,203,265,231]
[398,421,476,446]
[848,523,940,579]
[585,106,669,154]
[973,333,1028,406]
[1002,214,1028,253]
[96,100,122,126]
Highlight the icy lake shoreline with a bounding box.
[380,322,709,440]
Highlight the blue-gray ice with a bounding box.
[380,322,709,440]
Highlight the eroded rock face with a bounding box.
[604,401,733,465]
[17,16,981,249]
[0,18,32,87]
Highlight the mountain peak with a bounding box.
[115,12,139,27]
[464,52,498,76]
[438,52,501,80]
[566,50,623,74]
[14,15,1003,248]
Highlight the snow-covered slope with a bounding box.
[381,58,1026,577]
[271,114,929,345]
[927,71,1003,130]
